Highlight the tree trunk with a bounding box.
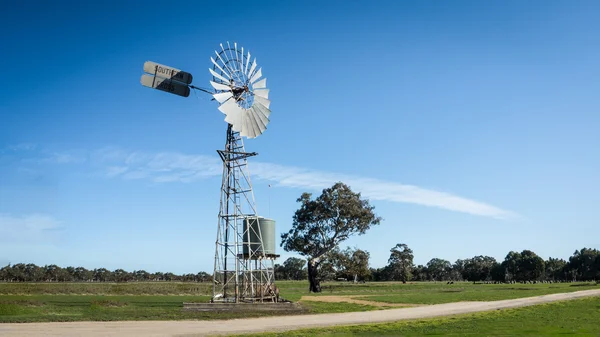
[308,259,321,293]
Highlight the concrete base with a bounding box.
[182,302,305,313]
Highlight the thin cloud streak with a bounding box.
[95,148,516,220]
[96,148,221,183]
[8,145,515,219]
[251,163,517,220]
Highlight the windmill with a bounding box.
[210,42,278,303]
[141,42,278,303]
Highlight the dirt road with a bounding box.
[1,289,599,337]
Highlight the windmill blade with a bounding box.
[239,113,247,137]
[225,110,243,132]
[252,78,267,89]
[249,68,262,84]
[234,42,240,71]
[220,99,243,130]
[254,101,271,119]
[213,92,233,104]
[220,43,236,74]
[226,41,238,73]
[248,59,257,78]
[246,109,261,138]
[209,68,229,84]
[240,110,253,138]
[245,51,251,75]
[254,96,271,109]
[250,107,267,134]
[252,105,270,127]
[248,112,259,138]
[211,57,230,79]
[241,46,244,72]
[215,51,235,77]
[253,89,269,99]
[210,81,231,91]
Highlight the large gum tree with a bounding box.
[280,182,381,292]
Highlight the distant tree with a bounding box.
[568,248,600,281]
[198,271,212,282]
[281,257,308,281]
[181,273,195,282]
[25,263,44,282]
[44,264,62,282]
[463,256,497,282]
[0,264,10,281]
[426,258,451,281]
[411,265,428,281]
[388,243,413,283]
[502,251,521,282]
[163,272,176,281]
[336,247,371,282]
[370,265,394,281]
[274,264,285,280]
[545,258,567,281]
[501,250,545,282]
[93,268,111,282]
[369,267,381,281]
[447,266,463,281]
[518,250,545,281]
[55,267,73,282]
[113,269,131,283]
[453,259,466,280]
[153,272,164,281]
[133,270,150,282]
[280,182,381,292]
[65,266,76,280]
[490,262,504,282]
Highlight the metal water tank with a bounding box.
[242,217,276,258]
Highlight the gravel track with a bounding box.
[1,289,599,337]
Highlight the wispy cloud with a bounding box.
[251,163,516,220]
[90,148,516,220]
[39,152,86,164]
[0,213,63,243]
[5,145,517,219]
[7,144,87,165]
[4,143,38,152]
[95,148,222,183]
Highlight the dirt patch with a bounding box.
[299,295,423,308]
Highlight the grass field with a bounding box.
[0,281,597,323]
[239,297,600,336]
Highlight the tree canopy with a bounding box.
[388,243,414,283]
[280,182,381,292]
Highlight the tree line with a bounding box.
[377,246,600,283]
[274,246,600,284]
[0,264,212,283]
[3,246,597,284]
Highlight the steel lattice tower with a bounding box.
[212,125,276,303]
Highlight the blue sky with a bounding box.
[1,1,599,274]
